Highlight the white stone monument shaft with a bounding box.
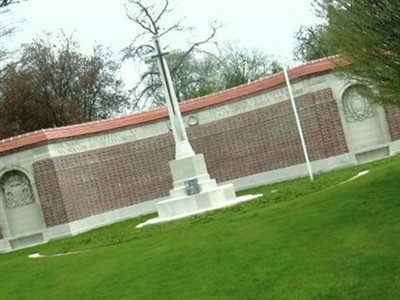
[151,35,195,160]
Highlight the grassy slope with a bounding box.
[0,156,399,300]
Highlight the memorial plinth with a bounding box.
[158,154,236,219]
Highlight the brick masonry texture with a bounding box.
[34,159,74,227]
[34,134,175,225]
[385,106,400,141]
[33,89,348,226]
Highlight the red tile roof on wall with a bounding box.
[0,56,346,156]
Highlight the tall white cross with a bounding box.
[136,35,256,229]
[149,35,195,159]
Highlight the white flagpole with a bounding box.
[283,66,314,182]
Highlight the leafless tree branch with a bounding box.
[170,22,221,74]
[0,0,19,7]
[124,0,223,107]
[154,0,169,26]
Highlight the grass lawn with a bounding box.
[1,155,399,300]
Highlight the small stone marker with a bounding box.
[184,179,200,195]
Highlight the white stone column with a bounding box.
[152,35,195,160]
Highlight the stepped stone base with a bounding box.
[136,194,262,228]
[157,183,236,219]
[137,153,262,228]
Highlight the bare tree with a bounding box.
[0,35,129,139]
[0,0,19,57]
[0,0,19,7]
[124,0,220,109]
[0,0,26,77]
[216,42,281,89]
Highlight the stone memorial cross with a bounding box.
[136,34,258,228]
[149,35,195,160]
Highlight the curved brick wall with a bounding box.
[1,56,398,249]
[32,88,347,226]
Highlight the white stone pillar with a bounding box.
[152,35,195,160]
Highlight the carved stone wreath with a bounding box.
[1,171,35,209]
[342,86,374,122]
[167,114,199,130]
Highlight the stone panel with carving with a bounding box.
[342,86,374,122]
[0,171,35,209]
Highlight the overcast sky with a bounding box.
[5,0,320,86]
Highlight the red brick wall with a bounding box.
[385,106,400,141]
[34,135,175,225]
[299,89,348,160]
[188,88,347,182]
[33,88,348,226]
[34,160,68,227]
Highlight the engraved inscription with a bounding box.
[184,179,201,196]
[52,129,139,155]
[50,122,169,156]
[1,171,35,209]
